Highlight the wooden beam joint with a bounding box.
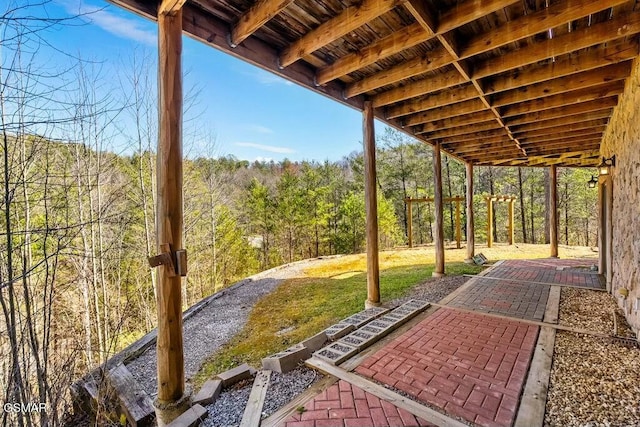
[148,243,188,277]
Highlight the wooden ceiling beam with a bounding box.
[521,118,608,138]
[385,84,478,118]
[159,0,187,14]
[510,110,613,134]
[372,72,467,107]
[278,0,401,68]
[484,39,638,95]
[526,145,601,157]
[319,0,518,85]
[520,129,606,145]
[419,121,503,138]
[460,0,629,59]
[442,135,512,148]
[500,81,626,117]
[345,46,452,97]
[473,13,640,79]
[524,154,600,166]
[436,128,509,143]
[405,0,525,156]
[522,137,603,150]
[506,98,618,126]
[347,0,517,95]
[493,156,598,167]
[230,0,296,46]
[418,110,496,133]
[463,150,526,162]
[436,0,521,33]
[315,23,429,85]
[449,140,520,154]
[492,61,631,107]
[404,98,487,126]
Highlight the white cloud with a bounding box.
[242,69,294,86]
[59,0,156,46]
[235,142,295,154]
[248,124,274,134]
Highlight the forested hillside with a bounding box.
[1,3,598,425]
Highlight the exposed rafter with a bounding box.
[230,0,296,46]
[460,0,629,59]
[279,0,402,68]
[473,13,640,79]
[484,39,638,95]
[500,81,626,117]
[315,23,429,85]
[385,85,478,119]
[404,98,487,126]
[506,98,618,126]
[492,62,632,107]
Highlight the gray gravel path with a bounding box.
[126,259,324,396]
[201,367,321,427]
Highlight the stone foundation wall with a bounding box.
[600,56,640,333]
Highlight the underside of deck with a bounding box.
[111,0,639,167]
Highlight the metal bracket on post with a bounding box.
[148,244,188,277]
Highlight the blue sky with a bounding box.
[37,0,391,162]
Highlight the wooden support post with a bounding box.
[465,163,475,262]
[407,197,413,248]
[363,101,380,306]
[487,198,494,248]
[549,165,559,257]
[508,199,515,245]
[433,141,445,277]
[455,200,461,249]
[155,6,187,425]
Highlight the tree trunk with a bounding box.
[564,180,569,245]
[517,167,528,243]
[530,175,536,244]
[544,168,550,244]
[488,167,497,242]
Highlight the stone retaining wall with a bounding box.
[600,56,640,333]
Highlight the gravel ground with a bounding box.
[126,259,322,396]
[201,366,322,427]
[391,275,469,306]
[199,273,469,426]
[545,288,640,427]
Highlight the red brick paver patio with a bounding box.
[486,259,604,289]
[281,380,433,427]
[276,258,601,427]
[355,309,538,427]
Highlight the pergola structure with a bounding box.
[405,196,463,249]
[485,194,516,248]
[107,0,640,421]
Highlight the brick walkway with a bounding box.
[281,380,433,427]
[487,259,604,289]
[447,280,549,321]
[355,309,538,427]
[276,258,603,427]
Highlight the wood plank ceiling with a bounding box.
[111,0,640,167]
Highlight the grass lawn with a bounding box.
[194,244,597,385]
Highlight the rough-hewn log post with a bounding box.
[549,165,559,258]
[486,198,494,248]
[508,199,515,245]
[433,141,445,277]
[407,197,413,248]
[363,101,380,306]
[155,6,187,425]
[465,163,475,263]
